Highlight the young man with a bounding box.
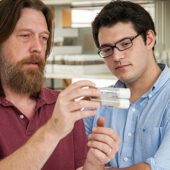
[84,1,170,170]
[0,0,120,170]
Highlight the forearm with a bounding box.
[0,119,62,170]
[105,162,150,170]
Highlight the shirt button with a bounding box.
[132,108,136,112]
[124,157,128,162]
[20,115,24,119]
[128,132,132,137]
[148,94,152,98]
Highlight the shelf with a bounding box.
[45,72,116,80]
[45,67,170,80]
[52,46,82,55]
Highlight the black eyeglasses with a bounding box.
[98,33,142,58]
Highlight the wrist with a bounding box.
[44,118,64,141]
[46,116,72,140]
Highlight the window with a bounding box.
[72,9,101,28]
[72,2,155,28]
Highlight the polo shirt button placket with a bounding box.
[19,115,24,119]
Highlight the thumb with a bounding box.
[97,116,105,127]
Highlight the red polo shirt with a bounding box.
[0,88,88,170]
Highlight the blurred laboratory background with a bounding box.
[42,0,170,89]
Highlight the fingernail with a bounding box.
[91,82,96,86]
[97,89,101,95]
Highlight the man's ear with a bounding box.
[146,29,156,50]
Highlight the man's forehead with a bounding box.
[15,8,49,33]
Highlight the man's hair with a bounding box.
[0,0,54,58]
[92,0,156,49]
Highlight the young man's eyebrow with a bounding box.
[100,44,113,48]
[99,36,133,48]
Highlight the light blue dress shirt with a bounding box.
[84,63,170,170]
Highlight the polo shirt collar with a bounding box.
[0,88,58,108]
[37,88,58,105]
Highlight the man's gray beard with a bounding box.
[0,55,45,99]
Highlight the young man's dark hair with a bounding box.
[0,0,54,58]
[92,0,156,50]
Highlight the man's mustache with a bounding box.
[16,55,46,69]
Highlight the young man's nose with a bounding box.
[111,47,124,61]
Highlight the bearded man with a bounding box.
[0,0,120,170]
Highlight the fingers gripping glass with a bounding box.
[98,33,141,58]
